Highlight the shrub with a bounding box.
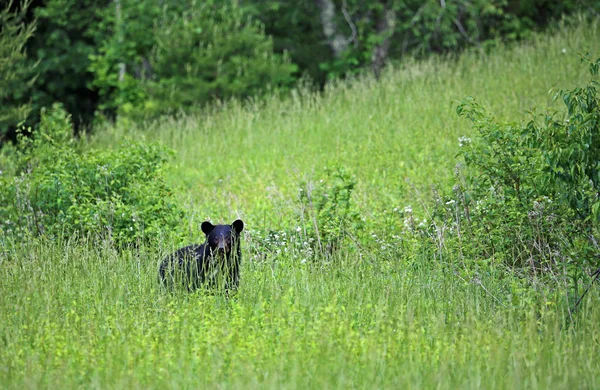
[0,103,185,246]
[91,0,297,120]
[450,55,600,277]
[248,167,362,261]
[298,166,362,256]
[145,1,296,115]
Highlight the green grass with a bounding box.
[2,237,599,389]
[91,16,600,226]
[2,19,600,389]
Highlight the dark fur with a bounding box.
[159,219,244,291]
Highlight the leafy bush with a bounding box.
[298,166,362,256]
[88,0,163,117]
[91,0,297,120]
[0,104,185,246]
[450,55,600,275]
[145,1,296,116]
[247,167,362,261]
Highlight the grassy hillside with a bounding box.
[2,19,600,389]
[93,17,599,229]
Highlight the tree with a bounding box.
[26,0,109,131]
[91,0,297,119]
[370,0,395,79]
[315,0,352,59]
[0,0,37,138]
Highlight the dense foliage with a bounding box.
[0,0,598,136]
[0,104,185,246]
[417,55,600,289]
[18,0,107,132]
[91,0,297,120]
[0,0,36,136]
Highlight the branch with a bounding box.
[341,0,357,48]
[315,0,348,58]
[453,17,481,48]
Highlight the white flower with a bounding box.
[561,48,567,53]
[446,199,456,205]
[458,136,472,147]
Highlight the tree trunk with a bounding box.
[115,0,126,82]
[315,0,348,58]
[371,1,396,79]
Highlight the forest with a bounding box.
[2,0,598,134]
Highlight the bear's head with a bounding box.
[201,219,244,256]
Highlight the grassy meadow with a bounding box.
[2,19,600,389]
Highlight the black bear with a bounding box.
[159,219,244,292]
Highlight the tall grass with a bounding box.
[2,18,600,389]
[1,236,599,389]
[91,17,600,226]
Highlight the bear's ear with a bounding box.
[201,221,215,235]
[231,219,244,233]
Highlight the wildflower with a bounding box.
[458,136,472,147]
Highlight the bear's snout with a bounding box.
[217,238,228,252]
